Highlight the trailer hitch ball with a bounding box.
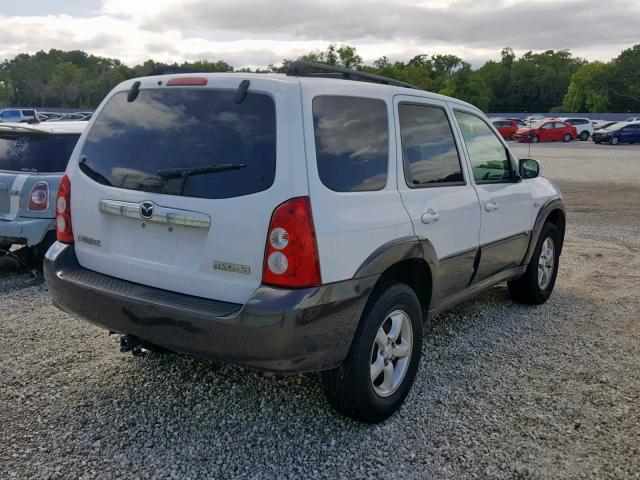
[119,335,146,357]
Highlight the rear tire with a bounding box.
[579,131,590,141]
[322,280,423,423]
[508,222,560,305]
[562,133,572,142]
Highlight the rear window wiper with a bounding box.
[156,163,247,179]
[156,163,246,195]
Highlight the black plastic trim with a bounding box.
[523,197,566,264]
[355,236,426,278]
[44,242,378,373]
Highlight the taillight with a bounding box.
[27,182,49,211]
[262,197,321,288]
[56,174,74,244]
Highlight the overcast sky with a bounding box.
[1,0,639,68]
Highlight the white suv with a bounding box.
[555,117,594,140]
[44,62,566,422]
[0,108,37,123]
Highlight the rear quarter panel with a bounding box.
[300,81,415,284]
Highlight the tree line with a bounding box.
[0,44,639,113]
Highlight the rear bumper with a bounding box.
[0,217,53,246]
[44,242,377,373]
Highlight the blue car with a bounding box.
[0,122,85,268]
[592,122,640,145]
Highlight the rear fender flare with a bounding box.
[354,236,439,310]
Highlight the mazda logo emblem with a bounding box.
[140,201,154,219]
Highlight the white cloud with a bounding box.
[0,0,638,68]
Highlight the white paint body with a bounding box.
[66,73,562,305]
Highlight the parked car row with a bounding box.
[494,118,579,143]
[0,108,92,124]
[492,115,640,144]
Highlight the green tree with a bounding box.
[607,45,640,110]
[442,63,492,111]
[562,62,612,112]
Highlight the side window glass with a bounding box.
[313,96,388,192]
[454,111,514,184]
[398,103,464,187]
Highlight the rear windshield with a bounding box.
[0,133,80,172]
[79,89,276,199]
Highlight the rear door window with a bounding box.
[0,133,80,172]
[398,103,464,187]
[80,89,277,200]
[312,96,388,192]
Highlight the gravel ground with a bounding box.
[1,142,639,479]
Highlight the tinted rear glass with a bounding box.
[0,133,80,172]
[313,96,388,192]
[398,103,463,186]
[80,89,276,199]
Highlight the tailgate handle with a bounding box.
[99,200,211,229]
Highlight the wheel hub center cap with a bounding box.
[382,346,392,360]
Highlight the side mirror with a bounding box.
[519,158,540,179]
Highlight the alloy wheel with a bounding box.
[370,310,413,397]
[537,237,555,290]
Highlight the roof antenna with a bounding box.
[235,80,250,104]
[127,81,141,102]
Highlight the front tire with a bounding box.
[508,222,560,305]
[610,136,619,145]
[579,131,590,141]
[322,280,423,423]
[531,135,540,143]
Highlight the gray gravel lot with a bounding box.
[1,142,639,479]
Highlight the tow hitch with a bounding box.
[119,335,146,357]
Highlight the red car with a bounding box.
[513,121,577,143]
[492,119,519,140]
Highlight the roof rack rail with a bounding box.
[286,61,422,90]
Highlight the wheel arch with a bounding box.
[355,237,434,313]
[545,208,566,254]
[524,199,566,264]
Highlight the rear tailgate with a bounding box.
[0,128,80,220]
[68,75,307,305]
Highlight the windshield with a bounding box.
[79,88,276,200]
[526,122,544,129]
[0,133,80,172]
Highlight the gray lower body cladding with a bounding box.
[43,242,378,373]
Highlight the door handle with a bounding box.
[421,209,440,224]
[485,200,499,212]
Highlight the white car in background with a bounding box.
[555,117,594,141]
[0,109,37,123]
